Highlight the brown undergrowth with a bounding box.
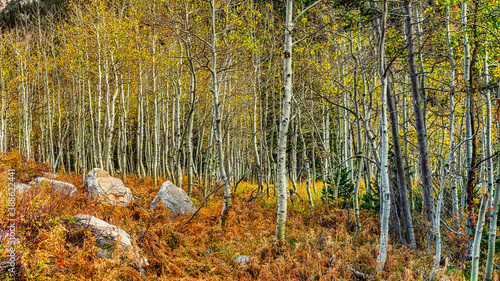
[0,152,479,280]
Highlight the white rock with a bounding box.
[150,181,196,218]
[235,255,251,265]
[73,214,148,273]
[33,177,77,198]
[84,168,133,206]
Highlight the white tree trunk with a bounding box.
[209,0,232,226]
[375,0,390,272]
[471,181,489,281]
[462,1,474,237]
[481,52,496,281]
[0,59,6,153]
[152,34,159,185]
[276,0,294,240]
[445,4,459,219]
[430,165,447,280]
[405,0,436,246]
[484,85,500,281]
[137,67,145,177]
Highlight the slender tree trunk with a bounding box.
[445,4,459,219]
[88,77,97,169]
[292,118,298,193]
[209,0,232,227]
[375,0,390,271]
[119,74,127,180]
[481,52,496,281]
[387,83,415,248]
[322,104,331,200]
[299,109,314,209]
[462,1,476,238]
[0,59,6,153]
[95,31,104,169]
[401,75,414,210]
[363,71,374,196]
[276,0,294,240]
[137,67,145,177]
[349,32,362,234]
[471,177,489,281]
[186,70,196,194]
[152,34,159,185]
[414,6,427,125]
[484,86,500,281]
[405,0,435,247]
[103,55,118,173]
[430,165,447,281]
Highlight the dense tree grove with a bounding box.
[2,0,500,278]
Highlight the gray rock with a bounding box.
[150,181,196,218]
[235,255,251,265]
[73,214,148,274]
[33,177,77,198]
[83,168,133,206]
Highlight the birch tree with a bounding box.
[276,0,323,241]
[205,0,232,226]
[275,0,294,240]
[470,52,492,281]
[387,83,415,248]
[445,3,459,219]
[0,56,6,154]
[404,0,435,246]
[462,1,476,236]
[374,0,390,271]
[484,84,500,281]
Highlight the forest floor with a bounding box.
[0,152,488,280]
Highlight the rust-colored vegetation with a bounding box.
[0,152,481,280]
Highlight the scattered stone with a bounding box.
[235,255,251,266]
[83,168,133,206]
[150,181,196,218]
[72,214,148,274]
[33,177,77,198]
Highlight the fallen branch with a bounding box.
[184,183,224,225]
[233,175,245,194]
[345,264,373,280]
[311,229,333,252]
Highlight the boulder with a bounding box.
[83,168,133,206]
[235,255,251,266]
[33,177,77,198]
[150,181,196,218]
[73,214,148,274]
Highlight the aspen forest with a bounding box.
[1,0,500,279]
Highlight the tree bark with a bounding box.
[404,0,435,247]
[276,0,294,241]
[445,4,459,219]
[374,0,390,271]
[485,89,500,280]
[387,82,415,249]
[209,0,232,227]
